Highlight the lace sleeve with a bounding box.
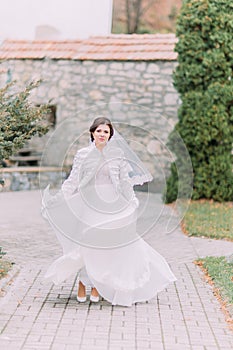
[61,150,85,198]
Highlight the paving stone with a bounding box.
[0,190,232,350]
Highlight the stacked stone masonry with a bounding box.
[0,59,179,192]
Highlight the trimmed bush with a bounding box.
[165,0,233,203]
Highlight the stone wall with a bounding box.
[0,167,67,192]
[0,59,179,192]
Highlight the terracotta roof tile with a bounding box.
[0,34,178,61]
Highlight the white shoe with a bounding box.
[76,295,87,303]
[90,294,99,303]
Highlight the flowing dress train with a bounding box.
[41,145,177,306]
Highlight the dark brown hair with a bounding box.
[89,117,114,142]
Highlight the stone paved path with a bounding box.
[0,190,232,350]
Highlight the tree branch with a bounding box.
[139,0,156,17]
[126,0,132,33]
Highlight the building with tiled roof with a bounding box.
[0,34,179,192]
[0,34,177,60]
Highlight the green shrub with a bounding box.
[165,0,233,203]
[0,80,49,164]
[0,246,6,258]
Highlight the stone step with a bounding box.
[10,155,41,161]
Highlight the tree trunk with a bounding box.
[125,0,155,34]
[126,0,132,33]
[133,0,143,33]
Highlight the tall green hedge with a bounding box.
[165,0,233,203]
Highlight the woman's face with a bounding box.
[92,124,111,148]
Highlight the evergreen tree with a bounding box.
[0,78,49,184]
[165,0,233,203]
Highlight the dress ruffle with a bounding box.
[44,248,84,285]
[42,145,177,306]
[43,238,177,306]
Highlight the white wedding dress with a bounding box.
[41,143,177,306]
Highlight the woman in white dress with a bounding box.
[41,117,177,306]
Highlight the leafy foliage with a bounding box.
[165,0,233,202]
[0,79,49,167]
[0,246,6,259]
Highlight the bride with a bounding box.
[41,117,177,306]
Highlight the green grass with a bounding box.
[0,259,14,280]
[0,247,14,280]
[182,200,233,241]
[196,256,233,308]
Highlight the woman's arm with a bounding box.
[61,150,84,198]
[119,158,139,208]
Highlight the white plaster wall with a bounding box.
[0,0,113,40]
